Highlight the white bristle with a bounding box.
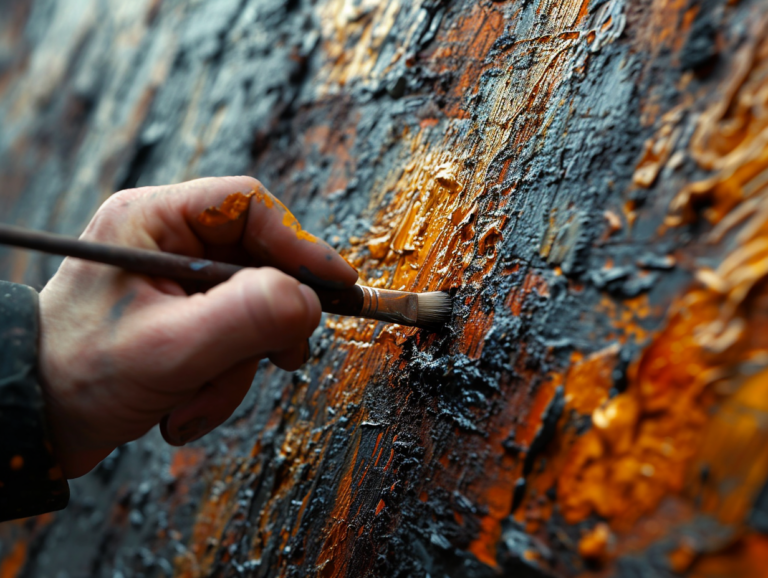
[416,292,453,327]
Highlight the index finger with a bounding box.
[121,177,358,289]
[191,177,358,288]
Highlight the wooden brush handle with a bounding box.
[0,223,242,283]
[0,223,363,315]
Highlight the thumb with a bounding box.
[136,267,321,387]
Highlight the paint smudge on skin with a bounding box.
[197,191,256,227]
[282,211,320,244]
[109,290,137,322]
[198,187,320,244]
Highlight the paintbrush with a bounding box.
[0,223,452,330]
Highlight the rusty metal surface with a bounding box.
[2,0,768,576]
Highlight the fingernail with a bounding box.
[176,416,209,445]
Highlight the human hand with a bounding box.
[38,176,357,478]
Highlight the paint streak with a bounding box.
[564,344,619,416]
[0,543,26,578]
[282,211,320,244]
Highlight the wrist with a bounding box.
[38,291,109,478]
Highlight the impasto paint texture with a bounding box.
[2,0,768,576]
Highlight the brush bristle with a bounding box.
[416,292,453,327]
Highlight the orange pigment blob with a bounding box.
[558,289,720,526]
[282,211,319,244]
[564,344,619,415]
[197,186,320,245]
[197,190,256,227]
[578,523,613,564]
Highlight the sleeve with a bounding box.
[0,281,69,522]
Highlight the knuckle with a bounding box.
[84,188,152,240]
[102,188,148,212]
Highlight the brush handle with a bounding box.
[0,223,243,283]
[0,223,365,316]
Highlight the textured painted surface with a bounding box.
[2,0,768,576]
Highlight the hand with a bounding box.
[38,176,357,478]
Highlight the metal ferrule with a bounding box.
[360,287,419,327]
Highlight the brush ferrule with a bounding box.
[360,287,419,326]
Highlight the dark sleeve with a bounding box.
[0,281,69,522]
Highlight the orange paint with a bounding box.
[578,523,613,564]
[558,199,768,531]
[383,448,395,472]
[169,447,206,478]
[469,515,501,568]
[689,366,768,524]
[197,190,256,226]
[173,4,768,577]
[282,210,319,243]
[668,538,698,574]
[196,185,319,244]
[559,288,718,526]
[564,344,619,415]
[0,542,26,578]
[691,534,768,578]
[9,456,23,471]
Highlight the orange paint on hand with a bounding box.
[198,190,256,226]
[281,211,319,243]
[197,185,321,245]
